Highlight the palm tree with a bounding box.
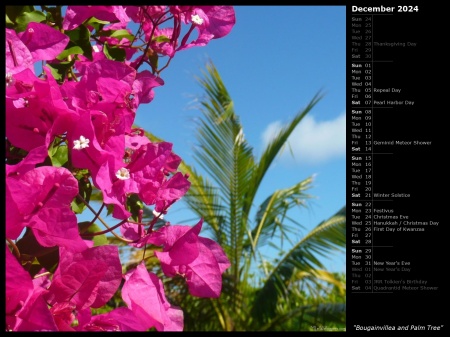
[139,61,346,331]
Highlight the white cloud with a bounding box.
[261,112,346,165]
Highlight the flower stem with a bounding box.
[6,238,20,260]
[76,194,133,243]
[34,271,51,279]
[90,203,105,227]
[81,219,127,237]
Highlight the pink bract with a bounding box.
[50,245,123,309]
[6,67,77,152]
[18,22,69,62]
[149,220,202,265]
[177,6,236,51]
[63,6,130,31]
[6,247,58,331]
[122,262,184,331]
[5,28,34,75]
[6,166,86,252]
[153,219,231,298]
[80,307,147,331]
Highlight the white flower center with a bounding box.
[191,14,204,25]
[153,209,164,219]
[116,167,130,180]
[73,136,90,150]
[13,98,28,109]
[6,73,15,87]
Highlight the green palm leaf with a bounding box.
[242,91,324,225]
[250,206,346,323]
[191,62,256,284]
[247,176,314,255]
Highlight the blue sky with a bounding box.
[132,6,347,272]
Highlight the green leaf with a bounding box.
[56,46,85,61]
[250,206,346,322]
[78,222,108,246]
[249,176,314,253]
[15,10,46,32]
[46,60,75,82]
[90,224,108,246]
[106,204,114,216]
[6,15,15,27]
[89,188,104,202]
[153,35,170,43]
[73,168,90,180]
[100,29,135,42]
[49,143,68,167]
[65,25,92,60]
[103,42,126,62]
[126,194,144,222]
[148,53,159,72]
[71,175,92,214]
[84,16,110,32]
[6,6,35,25]
[15,229,59,276]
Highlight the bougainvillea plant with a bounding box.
[5,5,235,331]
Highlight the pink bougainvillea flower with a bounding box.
[42,246,121,329]
[6,246,34,330]
[5,144,48,178]
[122,262,184,331]
[163,151,182,173]
[141,171,191,213]
[6,67,78,152]
[148,27,177,58]
[14,287,59,331]
[63,6,130,31]
[189,6,236,39]
[79,307,147,331]
[151,219,230,298]
[6,28,34,75]
[48,245,123,310]
[5,175,40,240]
[126,5,167,24]
[6,247,58,331]
[67,59,148,146]
[74,44,108,76]
[67,109,112,177]
[120,221,141,243]
[148,220,202,266]
[133,70,164,105]
[18,22,69,62]
[47,261,108,311]
[93,158,138,219]
[92,135,185,220]
[50,301,78,331]
[126,138,174,175]
[29,207,87,252]
[177,6,236,51]
[6,166,86,252]
[6,22,69,76]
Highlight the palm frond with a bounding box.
[258,302,346,331]
[242,92,324,223]
[192,61,256,282]
[246,176,314,255]
[250,206,346,322]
